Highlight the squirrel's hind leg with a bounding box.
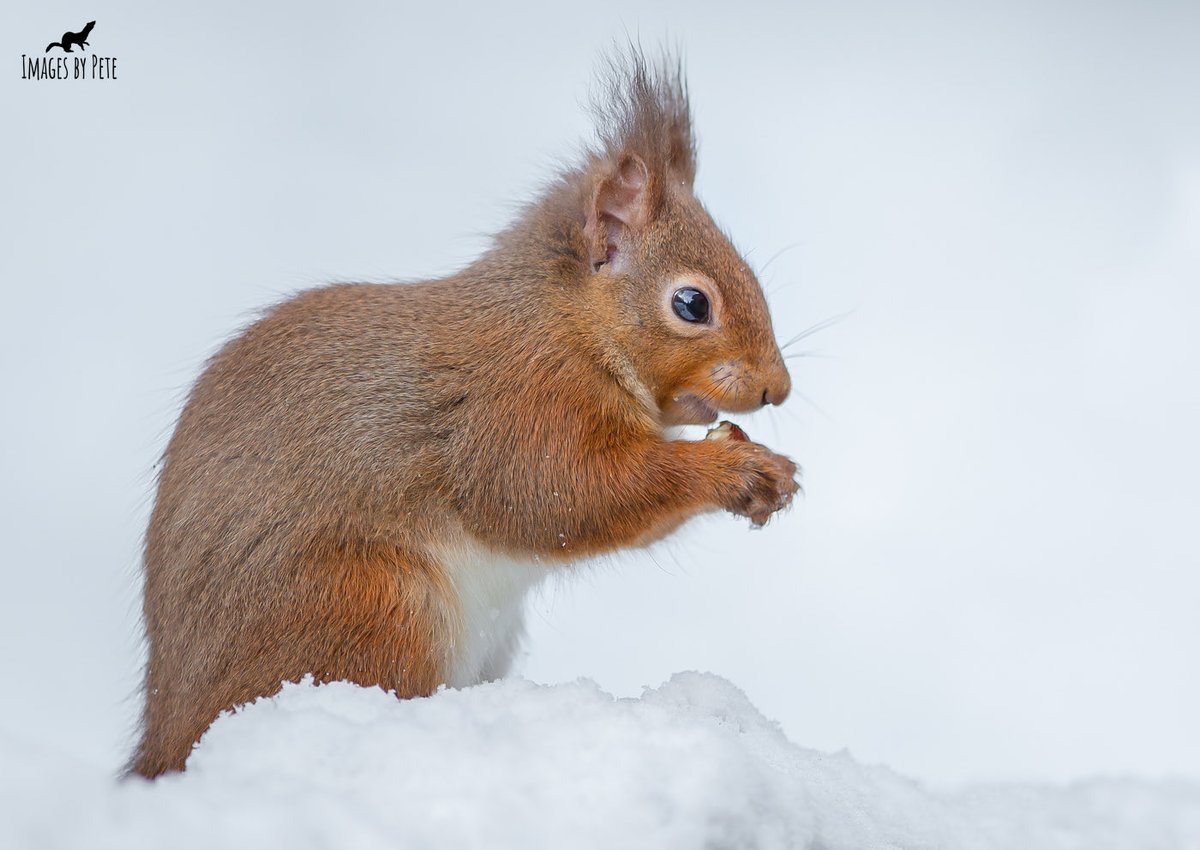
[131,539,456,778]
[260,538,460,700]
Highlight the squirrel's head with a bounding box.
[577,52,790,427]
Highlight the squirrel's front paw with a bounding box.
[721,443,801,527]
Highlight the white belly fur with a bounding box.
[431,534,550,688]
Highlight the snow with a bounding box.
[4,674,1198,849]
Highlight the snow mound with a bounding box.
[4,674,1199,849]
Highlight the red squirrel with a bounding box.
[131,51,798,778]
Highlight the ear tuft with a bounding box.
[582,46,696,271]
[590,46,696,187]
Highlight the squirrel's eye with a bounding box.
[672,288,711,324]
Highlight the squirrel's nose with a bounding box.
[761,366,791,407]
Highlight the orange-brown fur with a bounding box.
[132,51,798,778]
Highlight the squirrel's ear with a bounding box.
[585,154,653,271]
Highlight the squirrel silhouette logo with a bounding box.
[45,20,95,54]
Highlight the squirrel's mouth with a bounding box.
[662,393,720,426]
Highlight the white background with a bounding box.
[2,0,1197,786]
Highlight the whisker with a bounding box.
[781,309,856,352]
[791,389,836,423]
[774,403,804,425]
[784,350,838,362]
[763,406,784,445]
[759,241,804,276]
[692,375,731,411]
